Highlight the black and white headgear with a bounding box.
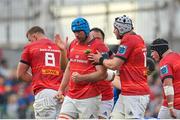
[114,15,133,35]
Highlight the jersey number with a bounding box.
[45,52,55,67]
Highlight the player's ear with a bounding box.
[33,34,38,41]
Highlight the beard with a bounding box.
[77,36,87,43]
[116,34,123,40]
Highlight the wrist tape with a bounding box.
[164,86,174,96]
[106,70,115,81]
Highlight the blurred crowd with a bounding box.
[145,70,163,118]
[0,50,163,119]
[0,57,34,119]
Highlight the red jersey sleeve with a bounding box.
[20,45,31,65]
[115,36,134,61]
[159,62,174,82]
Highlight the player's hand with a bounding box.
[54,34,68,51]
[54,91,64,103]
[72,72,81,82]
[169,108,177,119]
[88,50,102,64]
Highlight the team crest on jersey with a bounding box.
[118,45,127,55]
[160,65,168,75]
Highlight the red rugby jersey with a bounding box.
[67,38,109,99]
[97,80,113,101]
[20,39,63,95]
[115,33,150,95]
[159,52,180,109]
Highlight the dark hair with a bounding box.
[90,27,105,40]
[26,26,45,38]
[151,38,169,59]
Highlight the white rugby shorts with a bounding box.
[33,89,61,119]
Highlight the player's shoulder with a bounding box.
[168,52,179,57]
[126,35,145,48]
[124,33,143,41]
[44,38,57,46]
[163,52,179,62]
[41,38,54,45]
[69,39,79,47]
[160,55,171,65]
[37,38,58,48]
[23,42,34,49]
[23,39,51,49]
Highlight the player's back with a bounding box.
[22,38,63,94]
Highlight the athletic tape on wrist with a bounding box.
[164,86,174,96]
[106,70,115,81]
[168,102,173,105]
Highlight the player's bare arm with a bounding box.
[54,62,70,103]
[102,57,124,70]
[163,77,177,119]
[112,75,121,89]
[72,65,107,82]
[17,62,32,82]
[59,62,70,92]
[88,51,124,70]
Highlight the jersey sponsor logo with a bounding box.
[160,65,168,75]
[70,58,88,64]
[39,48,60,53]
[118,45,127,55]
[42,69,59,75]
